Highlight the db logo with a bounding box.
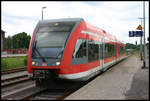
[42,62,47,66]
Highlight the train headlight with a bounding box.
[56,62,60,66]
[32,61,35,65]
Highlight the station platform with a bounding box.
[65,55,149,100]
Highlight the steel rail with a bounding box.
[2,75,30,87]
[2,67,27,75]
[2,55,131,100]
[1,84,47,100]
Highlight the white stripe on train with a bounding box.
[59,56,127,81]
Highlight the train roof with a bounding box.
[38,18,125,45]
[84,21,125,44]
[39,18,84,24]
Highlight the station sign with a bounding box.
[129,31,143,37]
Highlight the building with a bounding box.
[1,30,5,52]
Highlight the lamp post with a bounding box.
[142,1,146,68]
[138,17,144,60]
[42,6,46,21]
[11,36,13,54]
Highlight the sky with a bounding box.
[1,1,149,44]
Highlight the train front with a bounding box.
[27,19,77,86]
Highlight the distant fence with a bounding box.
[3,49,28,54]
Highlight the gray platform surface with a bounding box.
[65,55,149,100]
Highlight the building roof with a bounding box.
[1,30,6,34]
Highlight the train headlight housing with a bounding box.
[32,61,36,65]
[56,61,60,66]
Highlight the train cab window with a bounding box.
[71,39,88,65]
[32,22,76,59]
[88,40,99,62]
[35,22,75,48]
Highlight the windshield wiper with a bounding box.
[33,40,47,62]
[56,48,64,58]
[40,49,63,59]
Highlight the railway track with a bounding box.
[2,63,114,100]
[1,70,84,100]
[1,81,86,100]
[1,84,46,100]
[1,71,87,100]
[2,56,131,100]
[27,81,87,100]
[2,71,102,100]
[2,67,30,88]
[1,74,30,88]
[2,67,27,75]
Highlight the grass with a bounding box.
[134,50,149,59]
[134,50,141,57]
[1,56,28,70]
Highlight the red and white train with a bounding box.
[28,18,127,86]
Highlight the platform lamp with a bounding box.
[42,6,47,21]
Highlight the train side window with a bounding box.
[99,43,103,59]
[119,46,121,54]
[71,39,88,65]
[104,43,115,58]
[114,44,116,56]
[119,46,125,54]
[88,40,99,62]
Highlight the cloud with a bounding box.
[1,1,149,44]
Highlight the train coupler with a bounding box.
[33,69,59,79]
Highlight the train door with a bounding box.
[99,38,104,70]
[116,42,119,62]
[115,42,117,64]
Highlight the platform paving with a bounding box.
[65,55,149,100]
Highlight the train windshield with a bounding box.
[36,22,75,48]
[32,22,76,58]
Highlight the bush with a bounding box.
[2,59,8,70]
[2,56,28,70]
[23,56,28,66]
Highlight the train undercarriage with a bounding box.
[32,69,59,87]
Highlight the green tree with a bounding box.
[146,42,149,49]
[125,43,136,49]
[12,32,31,49]
[3,36,12,49]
